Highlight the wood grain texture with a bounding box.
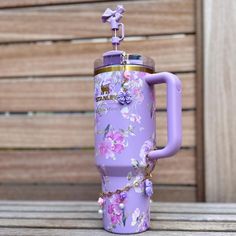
[0,218,236,231]
[0,201,236,236]
[1,211,236,221]
[204,0,236,202]
[2,202,236,236]
[0,0,194,42]
[0,185,196,201]
[0,149,195,185]
[0,0,198,204]
[0,229,234,236]
[0,111,195,148]
[0,73,195,112]
[0,0,104,8]
[0,201,235,214]
[0,35,195,77]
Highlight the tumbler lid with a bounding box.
[94,50,155,75]
[95,5,154,75]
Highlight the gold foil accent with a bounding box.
[94,65,154,75]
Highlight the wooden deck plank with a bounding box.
[0,218,235,231]
[0,111,195,148]
[1,202,236,214]
[0,228,235,236]
[0,211,236,222]
[0,35,195,77]
[0,73,195,112]
[1,201,235,235]
[0,185,196,202]
[0,0,194,42]
[0,149,195,185]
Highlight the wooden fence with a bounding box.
[0,0,202,201]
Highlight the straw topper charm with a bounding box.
[102,5,125,50]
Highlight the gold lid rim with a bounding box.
[94,65,154,75]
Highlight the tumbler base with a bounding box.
[101,177,150,234]
[104,226,150,234]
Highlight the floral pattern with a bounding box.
[107,193,127,229]
[139,139,155,165]
[95,70,156,232]
[131,208,149,232]
[95,71,145,123]
[122,71,144,104]
[98,127,127,160]
[121,107,141,123]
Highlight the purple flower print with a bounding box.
[145,179,153,197]
[131,208,149,232]
[145,187,153,197]
[139,140,154,161]
[119,192,127,201]
[145,179,152,187]
[107,193,127,228]
[98,129,127,160]
[99,139,114,158]
[107,130,124,144]
[107,130,125,154]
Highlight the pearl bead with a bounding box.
[119,203,125,209]
[98,209,103,214]
[150,199,153,203]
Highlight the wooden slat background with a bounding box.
[0,0,194,42]
[0,0,201,201]
[204,0,236,202]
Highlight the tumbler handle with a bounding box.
[145,72,182,159]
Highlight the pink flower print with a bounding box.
[108,204,115,214]
[107,130,124,144]
[108,204,122,225]
[113,143,124,153]
[111,214,121,225]
[132,87,144,103]
[107,194,127,228]
[123,71,132,81]
[133,87,140,96]
[99,129,126,160]
[99,139,114,159]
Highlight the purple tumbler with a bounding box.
[94,6,182,234]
